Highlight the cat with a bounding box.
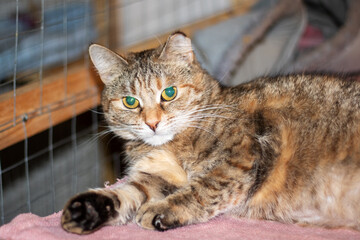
[61,32,360,234]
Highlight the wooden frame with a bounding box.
[0,64,102,150]
[0,0,255,150]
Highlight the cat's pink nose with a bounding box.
[146,121,160,132]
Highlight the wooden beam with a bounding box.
[0,67,102,150]
[0,91,101,150]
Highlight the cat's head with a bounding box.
[89,32,217,146]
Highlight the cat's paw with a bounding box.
[61,192,118,234]
[135,201,182,231]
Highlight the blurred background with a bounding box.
[0,0,359,225]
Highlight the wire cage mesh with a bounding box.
[0,0,254,226]
[0,0,112,225]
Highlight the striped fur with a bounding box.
[61,33,360,234]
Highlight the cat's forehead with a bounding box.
[128,49,159,66]
[110,48,192,98]
[123,50,178,86]
[124,51,162,75]
[126,59,168,88]
[111,61,169,99]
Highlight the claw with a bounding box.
[152,214,167,231]
[71,201,81,208]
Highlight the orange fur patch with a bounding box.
[250,126,295,206]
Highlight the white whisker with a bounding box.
[89,108,105,115]
[186,124,216,137]
[78,128,115,147]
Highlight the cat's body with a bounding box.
[61,33,360,234]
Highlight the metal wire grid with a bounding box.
[0,110,103,225]
[0,0,235,226]
[0,0,104,132]
[0,0,107,225]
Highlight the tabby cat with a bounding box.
[61,32,360,234]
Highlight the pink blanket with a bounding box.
[1,212,359,240]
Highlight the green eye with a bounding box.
[122,96,139,109]
[161,86,177,101]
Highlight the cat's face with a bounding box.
[90,33,210,146]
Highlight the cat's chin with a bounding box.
[142,134,174,146]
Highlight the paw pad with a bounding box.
[61,192,116,234]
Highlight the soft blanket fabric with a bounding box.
[1,212,359,240]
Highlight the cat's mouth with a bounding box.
[139,121,175,146]
[143,133,174,146]
[142,133,174,146]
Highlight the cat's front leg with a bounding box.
[61,171,184,234]
[61,148,188,234]
[136,175,242,231]
[135,186,208,231]
[61,183,146,234]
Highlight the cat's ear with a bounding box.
[159,32,194,64]
[89,44,128,85]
